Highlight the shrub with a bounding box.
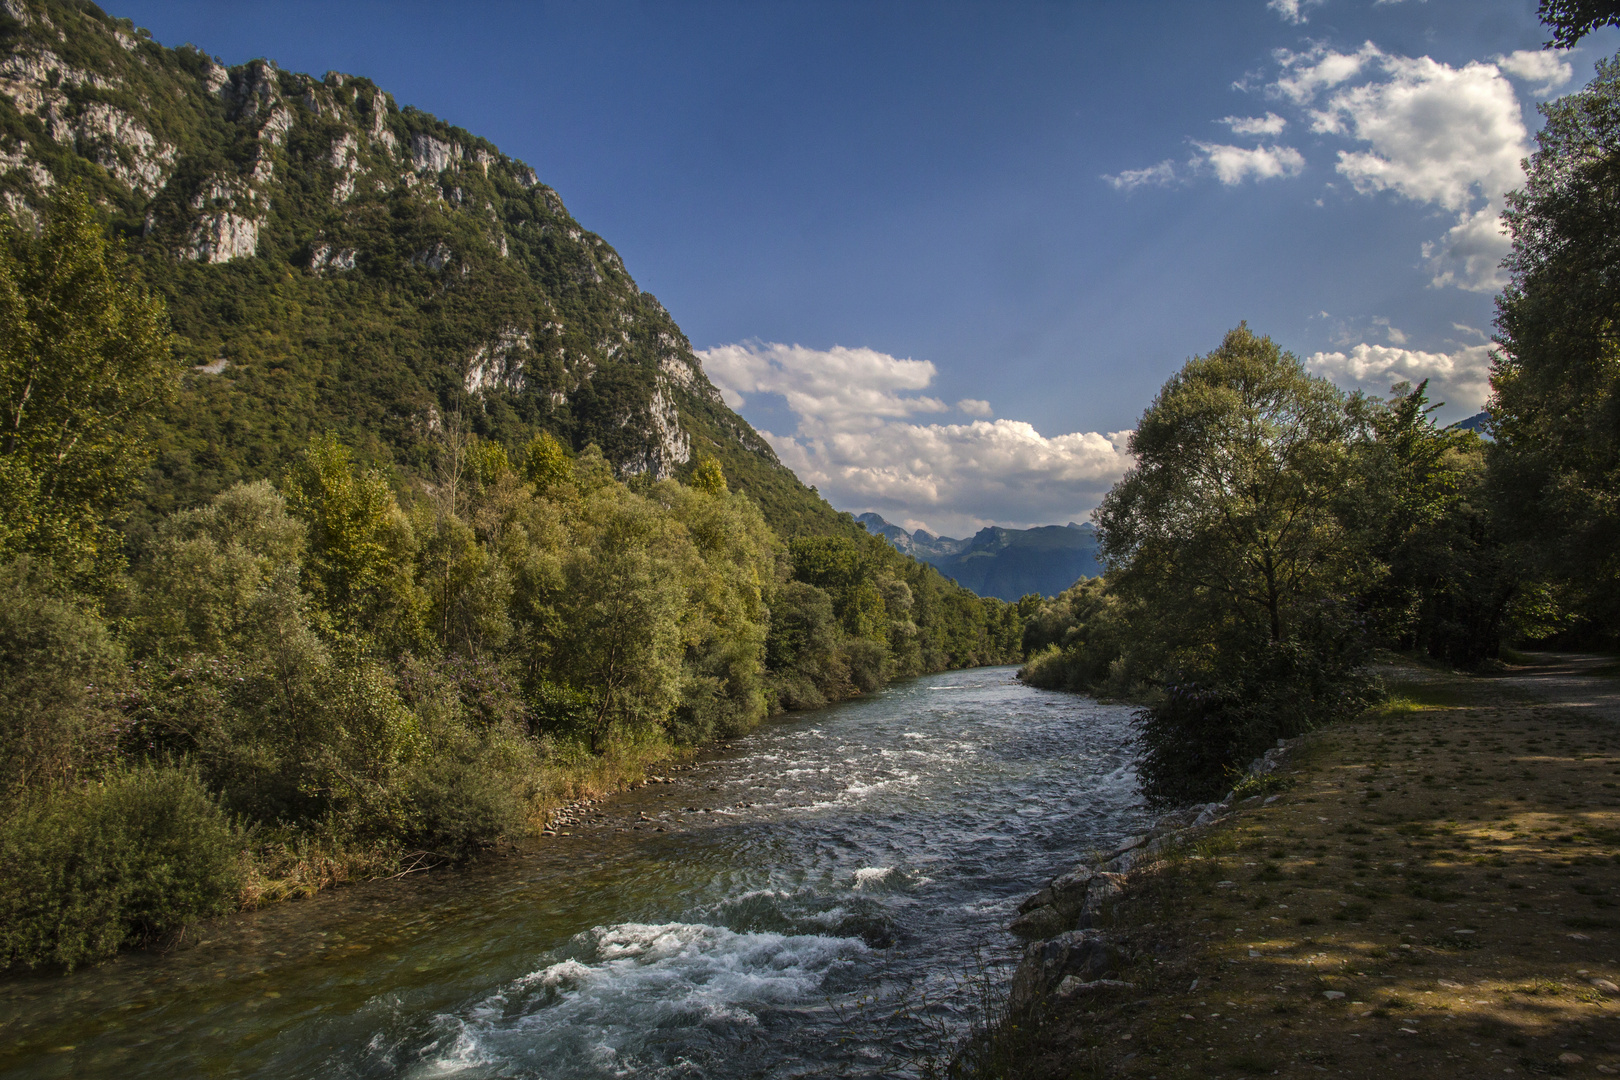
[0,557,126,809]
[1018,644,1068,689]
[0,764,242,970]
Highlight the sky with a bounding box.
[114,0,1620,537]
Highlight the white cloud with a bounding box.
[1221,112,1288,136]
[1372,316,1407,345]
[956,398,993,417]
[1103,159,1177,191]
[1423,204,1514,292]
[1268,0,1326,25]
[1193,142,1306,184]
[1273,42,1383,104]
[696,341,1134,536]
[1496,48,1573,96]
[1275,46,1528,291]
[700,341,946,425]
[1306,341,1496,410]
[1308,53,1527,211]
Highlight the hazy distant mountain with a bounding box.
[857,514,1102,600]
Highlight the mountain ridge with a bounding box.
[0,0,851,537]
[856,512,1102,600]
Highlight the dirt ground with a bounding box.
[979,653,1620,1079]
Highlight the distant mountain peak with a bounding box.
[857,513,1100,599]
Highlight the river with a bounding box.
[0,666,1144,1079]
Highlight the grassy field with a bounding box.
[969,658,1620,1078]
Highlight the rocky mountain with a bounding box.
[857,513,1103,600]
[0,0,848,535]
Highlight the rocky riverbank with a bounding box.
[1003,739,1302,1010]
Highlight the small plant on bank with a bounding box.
[1229,770,1297,800]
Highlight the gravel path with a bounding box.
[1493,651,1620,722]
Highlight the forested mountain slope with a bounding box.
[0,0,845,536]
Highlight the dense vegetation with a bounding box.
[1019,329,1470,801]
[0,170,1019,973]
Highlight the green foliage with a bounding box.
[0,557,125,808]
[1017,577,1126,692]
[689,453,727,496]
[1539,0,1620,47]
[0,187,177,586]
[1493,55,1620,642]
[1354,382,1511,666]
[283,433,425,649]
[1094,326,1380,804]
[0,764,240,971]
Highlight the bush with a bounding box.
[0,764,242,970]
[1137,613,1380,806]
[1018,644,1068,689]
[0,557,126,809]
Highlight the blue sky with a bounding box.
[115,0,1620,536]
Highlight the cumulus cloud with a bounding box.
[1273,41,1383,104]
[1268,0,1326,25]
[1306,341,1496,410]
[1193,141,1306,184]
[1103,159,1177,191]
[1273,44,1529,291]
[1222,112,1289,136]
[1497,48,1573,95]
[1307,52,1527,210]
[696,341,1134,536]
[1423,204,1514,292]
[700,341,946,424]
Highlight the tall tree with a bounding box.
[1098,324,1357,652]
[0,189,176,584]
[1096,325,1374,802]
[1493,57,1620,637]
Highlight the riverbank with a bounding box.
[967,653,1620,1078]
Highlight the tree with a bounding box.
[1492,57,1620,637]
[282,433,424,647]
[1096,325,1375,803]
[1540,0,1620,47]
[1098,325,1357,653]
[0,188,177,584]
[1354,382,1511,666]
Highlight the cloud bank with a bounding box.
[698,341,1133,537]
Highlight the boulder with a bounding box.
[1009,903,1070,940]
[1017,886,1055,914]
[1009,929,1121,1011]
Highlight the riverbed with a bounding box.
[0,666,1144,1079]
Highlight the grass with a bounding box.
[964,658,1620,1078]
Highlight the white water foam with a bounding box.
[852,867,893,890]
[407,922,867,1078]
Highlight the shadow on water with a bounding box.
[0,667,1145,1079]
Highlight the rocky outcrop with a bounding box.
[309,243,356,273]
[411,132,458,174]
[1005,737,1304,1011]
[184,178,263,263]
[465,329,532,395]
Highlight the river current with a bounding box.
[0,667,1145,1079]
